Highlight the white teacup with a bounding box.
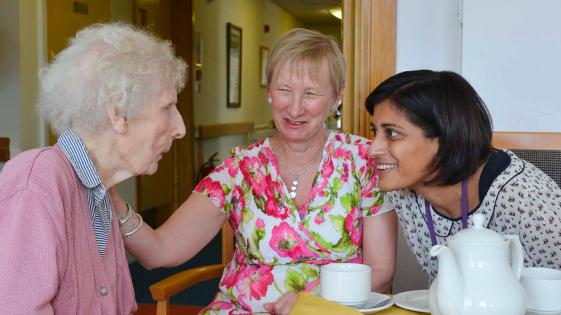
[521,267,561,313]
[320,263,371,306]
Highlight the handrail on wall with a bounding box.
[492,131,561,150]
[194,122,254,176]
[196,122,254,140]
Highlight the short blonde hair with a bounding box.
[39,23,187,135]
[266,28,345,93]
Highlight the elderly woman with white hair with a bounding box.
[0,23,186,314]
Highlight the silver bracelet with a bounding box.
[118,202,133,226]
[124,212,143,239]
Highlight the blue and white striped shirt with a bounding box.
[58,129,112,256]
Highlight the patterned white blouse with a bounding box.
[389,149,561,281]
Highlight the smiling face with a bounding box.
[120,83,186,175]
[268,59,340,143]
[368,100,439,192]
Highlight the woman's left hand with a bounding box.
[263,291,299,315]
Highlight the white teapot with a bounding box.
[429,213,526,315]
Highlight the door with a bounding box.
[133,0,194,226]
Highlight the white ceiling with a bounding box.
[269,0,341,25]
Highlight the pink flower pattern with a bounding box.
[195,131,385,314]
[229,186,245,230]
[197,177,226,209]
[269,222,319,259]
[345,207,363,246]
[235,264,274,308]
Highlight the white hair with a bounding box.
[38,23,187,135]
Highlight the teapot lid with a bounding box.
[450,213,505,243]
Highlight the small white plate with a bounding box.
[394,289,430,313]
[527,309,561,315]
[349,292,394,314]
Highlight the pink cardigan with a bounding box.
[0,146,137,314]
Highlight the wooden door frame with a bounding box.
[342,0,396,138]
[170,0,195,211]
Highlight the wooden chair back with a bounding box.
[492,131,561,187]
[0,137,10,162]
[149,222,233,315]
[221,223,234,266]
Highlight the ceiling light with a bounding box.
[329,8,342,20]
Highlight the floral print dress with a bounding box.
[193,131,388,314]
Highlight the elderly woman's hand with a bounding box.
[263,291,299,315]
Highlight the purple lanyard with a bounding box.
[424,179,469,246]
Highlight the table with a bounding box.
[289,292,428,315]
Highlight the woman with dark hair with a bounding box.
[365,70,561,281]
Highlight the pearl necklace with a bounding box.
[274,132,329,199]
[287,165,314,199]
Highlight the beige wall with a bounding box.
[19,0,46,151]
[112,0,134,23]
[0,1,21,155]
[47,0,111,62]
[193,0,303,161]
[306,24,341,43]
[5,0,136,209]
[9,0,132,154]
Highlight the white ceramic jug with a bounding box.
[429,213,526,315]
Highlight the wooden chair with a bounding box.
[149,122,253,315]
[492,131,561,187]
[0,137,10,162]
[148,223,234,315]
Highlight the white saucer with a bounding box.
[526,309,561,315]
[394,289,430,313]
[349,292,394,314]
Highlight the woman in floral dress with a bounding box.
[113,28,397,314]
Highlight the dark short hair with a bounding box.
[365,70,493,186]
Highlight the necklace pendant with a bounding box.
[290,181,298,199]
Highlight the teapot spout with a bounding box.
[430,245,465,315]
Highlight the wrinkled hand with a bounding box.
[263,291,299,315]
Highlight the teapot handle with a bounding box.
[505,234,524,280]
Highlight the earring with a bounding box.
[332,100,342,116]
[267,97,272,104]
